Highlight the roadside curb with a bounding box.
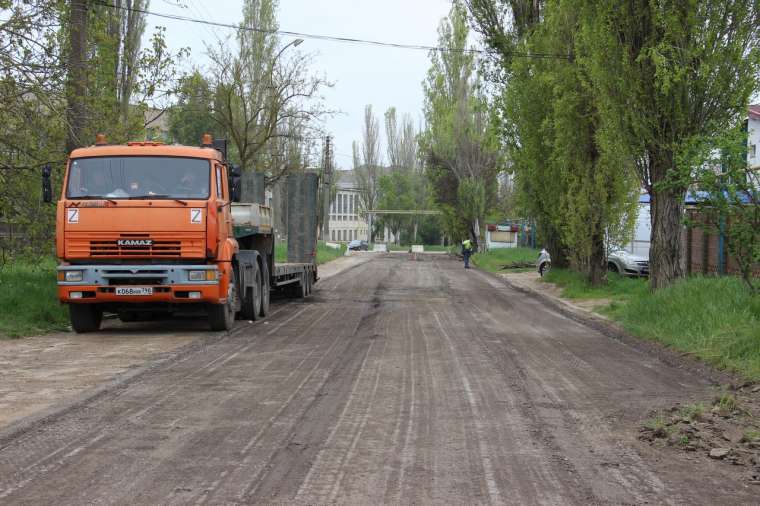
[486,269,738,387]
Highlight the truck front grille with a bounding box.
[91,239,181,257]
[65,232,205,259]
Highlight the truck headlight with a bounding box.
[188,269,218,281]
[188,270,206,281]
[64,270,84,282]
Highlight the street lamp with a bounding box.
[275,38,304,61]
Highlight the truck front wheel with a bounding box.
[69,304,103,333]
[209,281,236,331]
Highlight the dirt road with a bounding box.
[0,254,755,504]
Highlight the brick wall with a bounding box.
[684,209,760,276]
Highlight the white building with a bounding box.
[748,104,759,177]
[328,170,368,243]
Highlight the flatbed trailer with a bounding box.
[232,203,317,306]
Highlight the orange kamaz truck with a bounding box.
[47,135,316,333]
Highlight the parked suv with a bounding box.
[608,249,649,277]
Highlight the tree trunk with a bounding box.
[470,217,480,251]
[588,226,607,286]
[541,222,569,268]
[413,220,418,243]
[649,186,686,290]
[66,0,89,154]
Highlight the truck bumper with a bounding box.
[57,264,224,304]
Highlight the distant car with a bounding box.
[608,249,649,277]
[348,239,368,251]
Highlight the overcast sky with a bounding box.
[145,0,455,169]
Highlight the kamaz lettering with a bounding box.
[117,239,153,247]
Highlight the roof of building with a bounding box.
[750,104,760,121]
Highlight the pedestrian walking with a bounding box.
[461,238,474,269]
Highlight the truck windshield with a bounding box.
[67,157,211,199]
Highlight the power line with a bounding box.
[92,1,568,59]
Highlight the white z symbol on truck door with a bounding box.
[67,208,79,224]
[190,208,202,224]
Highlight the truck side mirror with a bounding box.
[42,164,53,203]
[229,165,242,202]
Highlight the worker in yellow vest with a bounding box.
[461,239,474,269]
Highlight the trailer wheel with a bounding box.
[259,260,270,317]
[209,279,236,331]
[69,304,103,333]
[296,273,307,298]
[240,263,262,321]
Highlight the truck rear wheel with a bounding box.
[240,264,262,321]
[209,280,236,331]
[294,273,307,299]
[69,304,103,333]
[259,260,270,317]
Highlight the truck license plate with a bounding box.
[115,287,153,296]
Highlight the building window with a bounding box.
[751,144,757,159]
[349,194,354,216]
[331,230,335,241]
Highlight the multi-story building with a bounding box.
[328,170,369,243]
[749,104,759,176]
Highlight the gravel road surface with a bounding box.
[0,254,754,504]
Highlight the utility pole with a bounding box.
[320,136,333,241]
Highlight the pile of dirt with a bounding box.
[639,384,760,484]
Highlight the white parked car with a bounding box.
[607,250,649,277]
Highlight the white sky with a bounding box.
[145,0,454,169]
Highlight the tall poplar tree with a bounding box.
[577,1,760,289]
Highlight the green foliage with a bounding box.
[275,241,345,265]
[678,403,706,422]
[376,170,419,243]
[684,128,759,293]
[479,0,638,284]
[544,269,760,379]
[605,276,760,380]
[315,241,346,265]
[420,1,501,247]
[0,2,188,260]
[575,0,760,289]
[544,268,649,301]
[169,70,216,145]
[0,260,69,338]
[471,247,538,273]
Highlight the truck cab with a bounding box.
[53,135,274,332]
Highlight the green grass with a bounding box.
[607,276,760,380]
[543,268,649,301]
[543,269,760,381]
[0,260,69,338]
[471,247,539,273]
[274,241,346,265]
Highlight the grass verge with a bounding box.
[275,241,346,265]
[543,269,760,381]
[471,247,539,273]
[0,260,69,338]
